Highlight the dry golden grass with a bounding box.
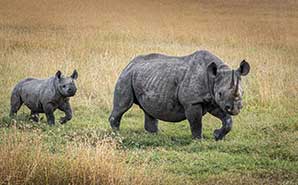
[0,126,171,185]
[0,0,297,109]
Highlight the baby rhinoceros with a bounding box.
[10,70,78,125]
[109,50,250,140]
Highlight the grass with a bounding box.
[1,106,297,184]
[0,0,298,184]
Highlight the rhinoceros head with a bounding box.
[207,60,250,115]
[55,70,78,97]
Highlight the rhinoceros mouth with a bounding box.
[225,109,240,116]
[66,91,76,97]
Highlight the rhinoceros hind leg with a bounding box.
[109,105,133,130]
[109,83,134,130]
[144,112,158,133]
[10,93,23,117]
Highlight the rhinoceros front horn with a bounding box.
[230,70,240,96]
[234,75,240,96]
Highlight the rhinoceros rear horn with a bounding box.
[207,62,217,78]
[237,60,250,76]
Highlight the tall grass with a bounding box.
[0,126,170,185]
[0,0,297,109]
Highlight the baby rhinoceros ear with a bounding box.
[71,69,78,80]
[237,60,250,76]
[56,70,62,79]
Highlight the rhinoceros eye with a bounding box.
[62,85,66,88]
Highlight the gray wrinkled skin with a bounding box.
[10,70,78,125]
[109,50,250,140]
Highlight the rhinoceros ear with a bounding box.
[56,70,62,79]
[207,62,218,78]
[71,69,78,80]
[237,60,250,76]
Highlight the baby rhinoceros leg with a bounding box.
[144,112,158,133]
[58,100,72,124]
[43,103,56,125]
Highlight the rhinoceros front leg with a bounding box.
[58,100,72,124]
[144,112,158,133]
[30,111,39,122]
[209,108,233,141]
[185,104,203,139]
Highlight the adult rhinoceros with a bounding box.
[109,50,250,140]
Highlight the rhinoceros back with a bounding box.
[14,77,54,112]
[120,53,189,122]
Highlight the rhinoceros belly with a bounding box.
[137,90,186,122]
[132,62,186,122]
[20,81,46,113]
